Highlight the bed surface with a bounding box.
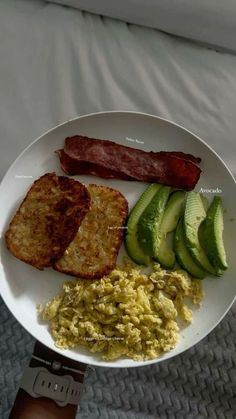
[0,1,235,417]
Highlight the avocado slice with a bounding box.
[201,195,209,212]
[203,196,228,270]
[154,191,186,268]
[137,185,171,256]
[184,192,218,275]
[174,218,207,279]
[125,184,161,265]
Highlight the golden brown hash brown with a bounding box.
[5,173,90,269]
[54,184,129,279]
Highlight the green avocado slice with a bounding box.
[125,184,161,265]
[203,196,228,270]
[184,192,218,275]
[137,185,171,256]
[154,191,186,268]
[174,218,207,279]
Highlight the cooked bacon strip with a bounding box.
[64,136,201,164]
[57,150,134,180]
[157,151,201,164]
[57,135,201,190]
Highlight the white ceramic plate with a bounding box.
[0,111,235,368]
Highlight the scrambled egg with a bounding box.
[39,259,203,361]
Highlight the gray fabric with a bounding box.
[1,296,236,418]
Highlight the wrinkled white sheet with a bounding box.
[49,0,236,52]
[0,0,236,181]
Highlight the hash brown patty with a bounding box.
[5,173,90,269]
[54,184,128,279]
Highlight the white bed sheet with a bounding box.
[0,0,236,182]
[50,0,236,52]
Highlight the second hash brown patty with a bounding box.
[54,184,129,279]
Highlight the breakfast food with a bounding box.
[174,218,207,279]
[54,184,128,279]
[57,135,202,190]
[39,259,203,361]
[4,131,230,364]
[57,149,134,181]
[203,196,228,271]
[138,185,171,257]
[125,183,161,266]
[125,183,228,278]
[5,173,90,269]
[152,190,186,268]
[183,192,218,275]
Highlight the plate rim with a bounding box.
[0,110,235,368]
